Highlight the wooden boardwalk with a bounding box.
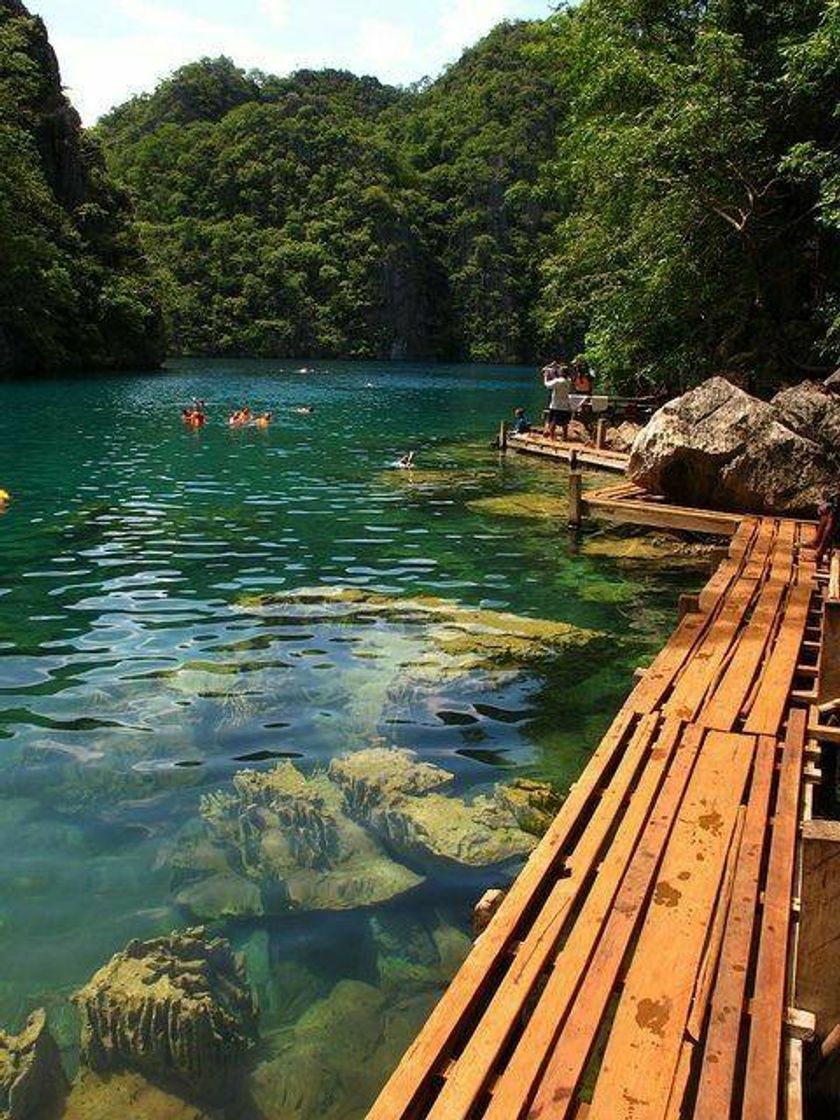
[507,431,630,473]
[369,516,829,1120]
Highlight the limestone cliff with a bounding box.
[0,0,164,375]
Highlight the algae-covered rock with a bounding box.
[329,747,452,816]
[190,763,423,913]
[495,778,563,836]
[175,873,263,921]
[581,532,715,568]
[331,747,540,867]
[0,1009,66,1120]
[467,493,568,519]
[371,915,472,996]
[61,1070,214,1120]
[238,587,602,674]
[73,927,257,1100]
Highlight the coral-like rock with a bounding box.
[0,1009,66,1120]
[73,928,257,1100]
[193,763,423,912]
[332,747,542,867]
[371,915,472,995]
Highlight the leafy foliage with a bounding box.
[0,0,164,376]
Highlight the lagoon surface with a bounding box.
[0,360,702,1117]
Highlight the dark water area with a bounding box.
[0,359,705,1117]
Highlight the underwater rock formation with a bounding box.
[73,928,257,1101]
[251,979,434,1120]
[238,587,602,673]
[178,762,422,916]
[169,749,561,914]
[370,913,472,996]
[0,1009,66,1120]
[331,747,554,866]
[61,1070,214,1120]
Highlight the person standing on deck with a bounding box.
[543,361,571,441]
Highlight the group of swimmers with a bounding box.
[180,401,314,429]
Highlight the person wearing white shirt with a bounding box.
[542,362,571,440]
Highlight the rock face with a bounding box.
[628,376,838,514]
[73,928,257,1100]
[0,1,164,374]
[0,1009,66,1120]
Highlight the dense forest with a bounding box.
[0,0,164,376]
[3,0,840,390]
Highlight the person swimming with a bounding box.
[181,406,206,427]
[0,488,10,506]
[228,407,252,428]
[395,451,416,469]
[254,412,273,429]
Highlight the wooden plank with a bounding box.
[700,582,787,731]
[697,519,758,613]
[686,804,746,1043]
[741,708,807,1120]
[422,714,663,1120]
[530,731,755,1120]
[664,576,761,722]
[365,707,640,1120]
[744,586,813,735]
[692,737,778,1120]
[829,551,840,601]
[582,495,741,537]
[480,720,695,1120]
[581,731,756,1120]
[628,613,717,715]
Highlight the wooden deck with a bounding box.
[507,431,630,474]
[368,516,830,1120]
[580,481,745,536]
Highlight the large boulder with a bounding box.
[0,1010,66,1120]
[628,377,836,515]
[73,928,257,1101]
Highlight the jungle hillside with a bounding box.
[4,0,840,392]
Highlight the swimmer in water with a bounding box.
[0,489,10,507]
[181,406,205,427]
[291,405,314,415]
[255,412,273,429]
[396,451,415,469]
[228,407,251,428]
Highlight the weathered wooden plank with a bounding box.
[692,737,778,1120]
[581,731,756,1120]
[582,496,741,537]
[741,709,807,1120]
[422,714,663,1120]
[744,586,813,735]
[697,518,759,613]
[700,583,787,731]
[480,720,694,1120]
[365,707,640,1120]
[628,614,717,715]
[664,577,761,722]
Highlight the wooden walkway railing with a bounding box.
[368,516,825,1120]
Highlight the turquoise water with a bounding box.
[0,360,701,1117]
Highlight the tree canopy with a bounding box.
[0,0,164,376]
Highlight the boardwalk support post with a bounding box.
[595,418,607,450]
[568,451,583,529]
[498,420,508,452]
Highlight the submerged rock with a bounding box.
[629,376,836,515]
[73,928,257,1100]
[467,493,568,520]
[187,763,423,914]
[170,749,560,915]
[238,587,602,674]
[61,1070,214,1120]
[370,914,472,996]
[0,1009,66,1120]
[331,747,548,867]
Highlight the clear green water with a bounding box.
[0,360,701,1117]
